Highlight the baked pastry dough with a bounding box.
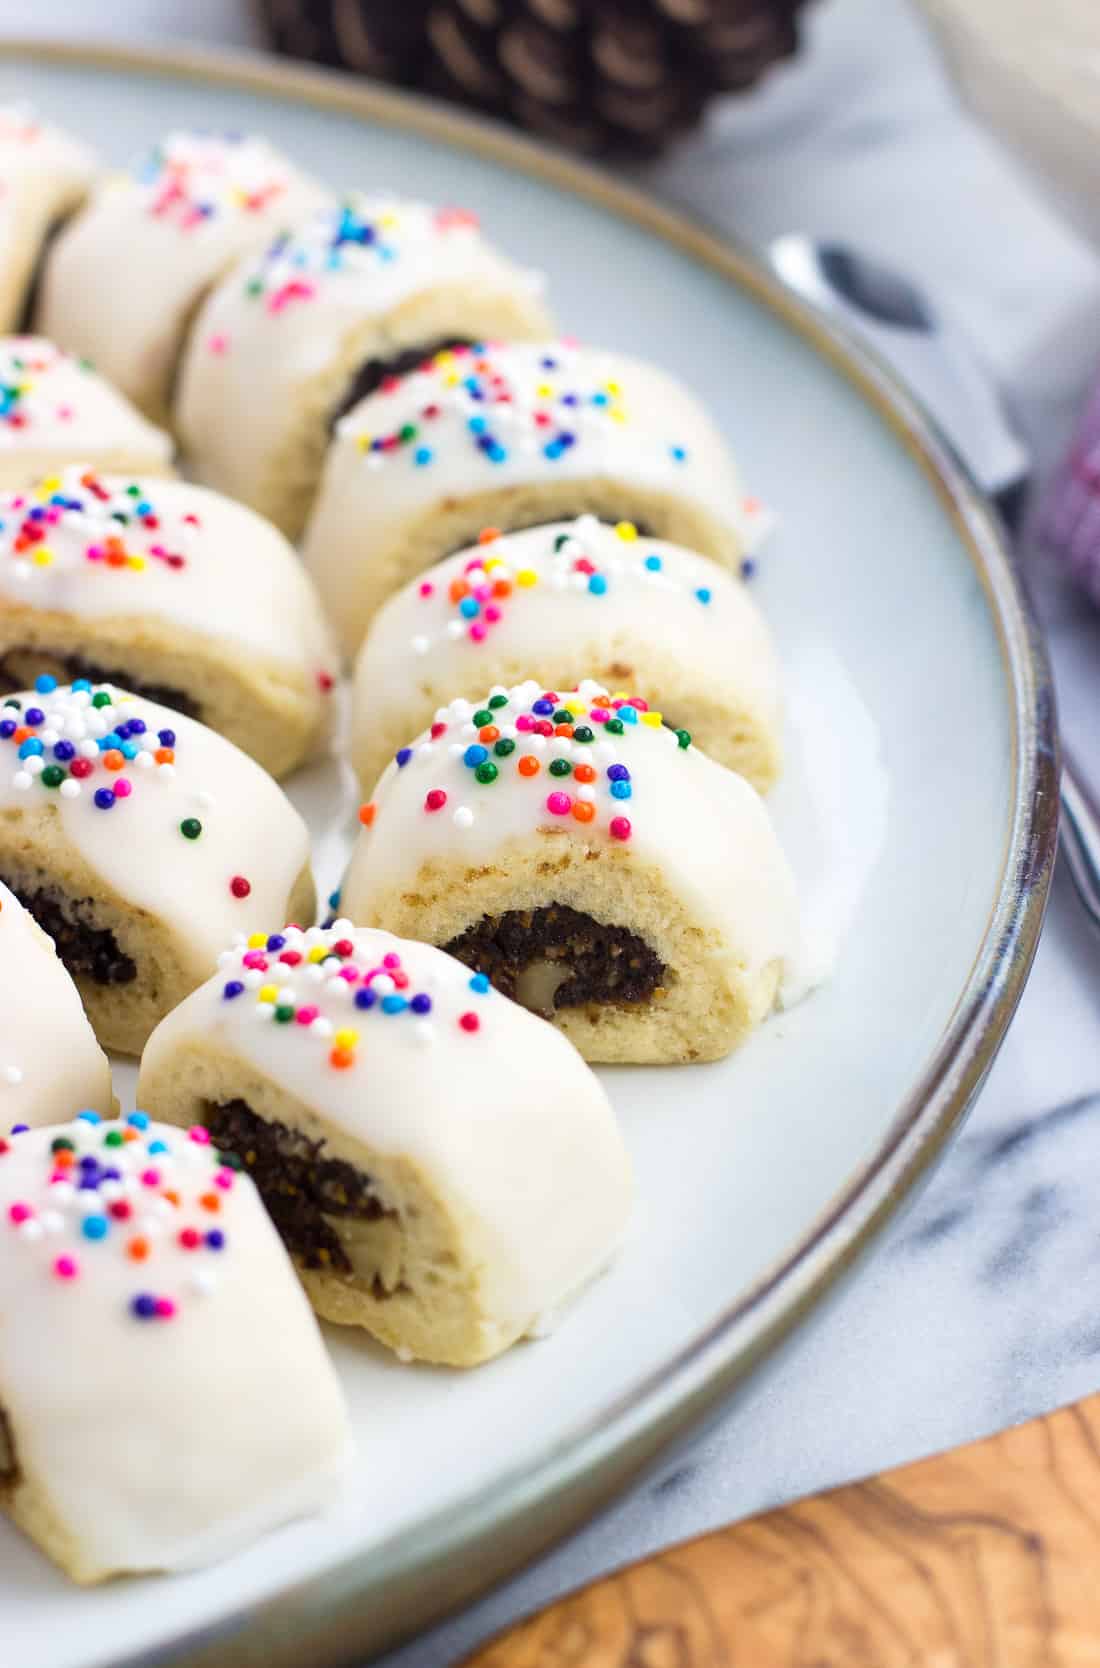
[0,880,113,1129]
[0,466,338,778]
[341,681,798,1064]
[175,196,553,537]
[0,1112,348,1583]
[303,339,768,655]
[350,517,782,794]
[0,107,96,334]
[0,337,172,487]
[36,131,328,421]
[138,922,632,1366]
[0,678,315,1055]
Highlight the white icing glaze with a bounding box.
[0,338,172,485]
[342,680,799,986]
[350,517,781,784]
[175,195,551,507]
[0,1114,348,1577]
[0,107,97,332]
[0,880,113,1129]
[0,681,313,976]
[303,340,770,645]
[140,923,633,1347]
[36,132,329,412]
[0,465,338,680]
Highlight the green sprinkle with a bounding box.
[92,692,112,708]
[399,422,417,443]
[488,693,509,709]
[493,737,516,757]
[50,1137,75,1154]
[676,729,692,749]
[474,760,499,785]
[549,758,572,777]
[553,709,572,725]
[605,718,624,735]
[179,818,203,840]
[103,1130,124,1148]
[553,533,570,551]
[246,276,263,296]
[126,484,141,497]
[217,1150,244,1171]
[40,765,64,789]
[274,1005,295,1024]
[472,709,494,728]
[573,726,595,744]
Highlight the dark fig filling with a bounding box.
[205,1099,397,1284]
[0,649,200,720]
[443,905,666,1015]
[3,879,136,985]
[328,336,474,430]
[0,1407,17,1488]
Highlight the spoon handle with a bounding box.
[1060,755,1100,928]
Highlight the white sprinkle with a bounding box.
[304,963,326,984]
[40,1210,65,1234]
[242,968,263,990]
[11,771,30,791]
[59,779,80,798]
[217,949,234,967]
[1,1064,22,1086]
[254,1001,275,1022]
[449,742,465,759]
[413,1020,435,1046]
[411,635,431,655]
[311,1016,333,1039]
[18,1220,44,1243]
[577,784,596,802]
[134,750,154,769]
[371,973,396,996]
[24,755,44,776]
[157,763,176,780]
[416,743,435,761]
[453,806,474,828]
[191,1268,217,1296]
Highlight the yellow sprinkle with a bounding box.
[357,434,373,453]
[308,945,328,963]
[641,710,663,727]
[444,372,460,387]
[128,555,145,571]
[32,547,53,566]
[564,698,585,715]
[248,932,267,949]
[334,1028,359,1050]
[605,380,621,396]
[258,983,278,1003]
[611,690,630,703]
[483,557,502,573]
[38,474,61,495]
[536,382,553,399]
[615,522,638,542]
[435,349,455,366]
[379,212,398,228]
[609,407,627,425]
[516,569,538,588]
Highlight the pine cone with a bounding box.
[262,0,812,158]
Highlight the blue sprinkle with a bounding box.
[24,707,43,726]
[619,705,638,724]
[128,718,146,735]
[76,1110,101,1124]
[468,972,491,995]
[34,674,57,694]
[93,787,115,810]
[459,596,480,619]
[381,993,408,1015]
[543,440,564,461]
[670,445,687,463]
[591,391,609,407]
[18,738,42,758]
[157,728,175,747]
[206,1229,226,1251]
[127,1112,150,1130]
[644,555,662,572]
[607,764,631,781]
[0,721,14,739]
[131,1294,158,1321]
[395,747,412,768]
[72,679,92,693]
[464,744,488,769]
[328,889,341,910]
[532,699,555,717]
[410,993,432,1015]
[587,574,608,596]
[121,741,139,759]
[413,446,433,466]
[611,780,632,800]
[740,557,757,580]
[487,443,508,463]
[223,980,245,1000]
[355,987,377,1010]
[97,732,121,752]
[53,740,75,761]
[695,587,712,605]
[467,415,487,435]
[82,1215,109,1241]
[9,1124,29,1135]
[267,934,286,951]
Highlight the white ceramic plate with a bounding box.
[0,40,1057,1668]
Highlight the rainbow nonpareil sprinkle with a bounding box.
[0,470,193,578]
[133,133,292,231]
[0,680,182,807]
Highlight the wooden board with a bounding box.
[464,1392,1100,1667]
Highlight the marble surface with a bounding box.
[6,0,1100,1662]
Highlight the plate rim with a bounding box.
[0,34,1060,1667]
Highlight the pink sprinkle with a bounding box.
[628,697,648,711]
[215,1169,236,1190]
[242,951,268,970]
[419,581,434,598]
[54,1256,78,1280]
[188,1126,211,1146]
[56,403,74,422]
[141,1168,161,1188]
[154,1297,176,1319]
[113,778,132,798]
[295,1005,319,1026]
[469,622,487,642]
[8,1202,31,1225]
[473,583,493,602]
[546,791,571,816]
[266,278,315,315]
[392,970,409,989]
[516,714,534,733]
[383,953,402,969]
[463,558,482,574]
[86,544,104,562]
[208,332,230,355]
[338,965,359,983]
[590,708,610,724]
[484,605,502,624]
[610,816,632,841]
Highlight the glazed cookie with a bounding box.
[341,681,798,1065]
[0,467,339,778]
[0,1113,348,1583]
[37,131,328,421]
[0,881,114,1130]
[0,107,97,333]
[138,923,632,1367]
[303,339,769,655]
[0,338,173,487]
[0,678,315,1056]
[175,196,553,537]
[350,518,782,794]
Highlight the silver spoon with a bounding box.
[768,235,1100,930]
